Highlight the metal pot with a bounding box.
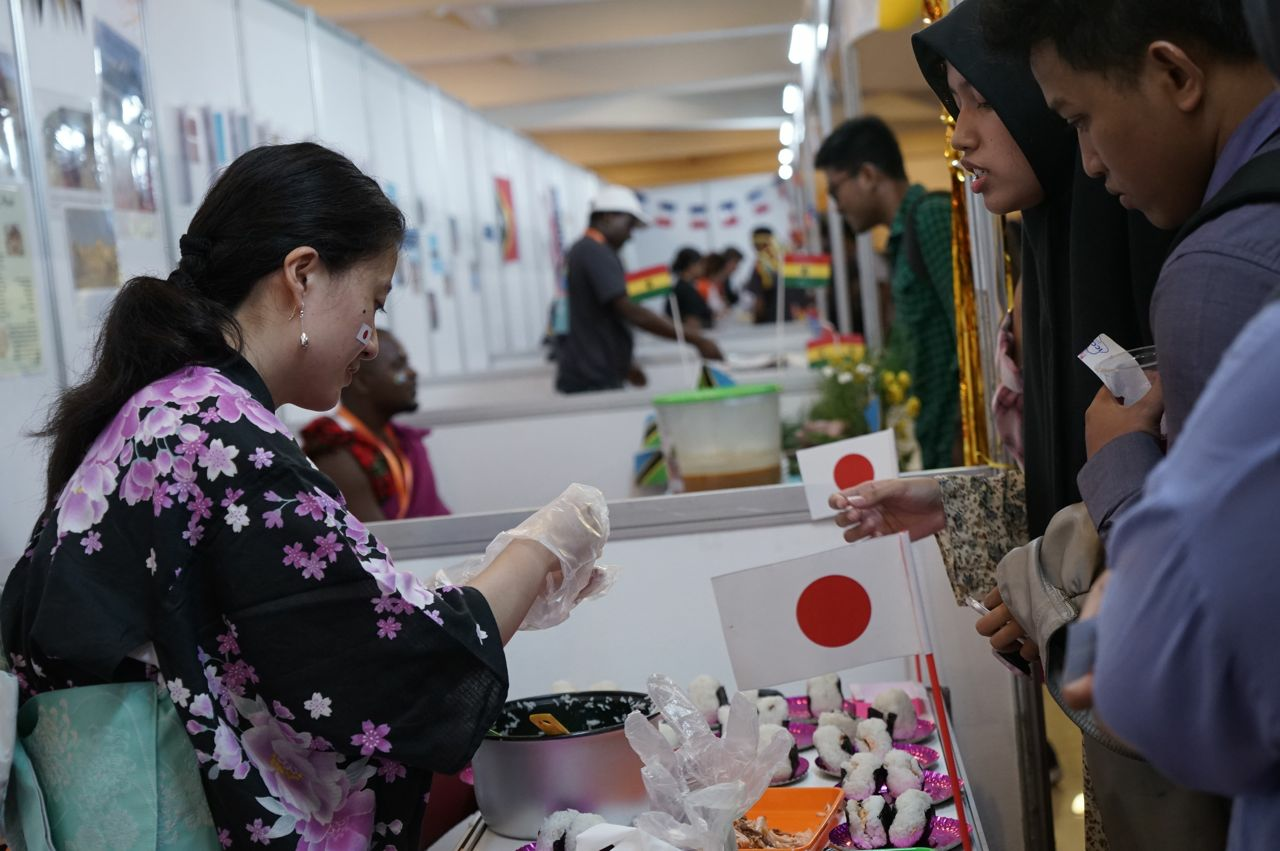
[472,691,656,839]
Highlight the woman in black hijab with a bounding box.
[908,5,1224,851]
[915,0,1168,537]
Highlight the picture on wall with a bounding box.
[495,176,518,263]
[66,207,119,290]
[95,20,155,212]
[0,54,25,182]
[42,105,100,191]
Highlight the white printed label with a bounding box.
[355,323,374,346]
[1078,333,1152,406]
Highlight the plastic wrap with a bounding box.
[433,483,618,630]
[622,674,790,851]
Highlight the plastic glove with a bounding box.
[433,483,617,630]
[625,675,790,851]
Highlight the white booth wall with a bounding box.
[0,0,601,554]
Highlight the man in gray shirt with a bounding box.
[555,186,722,394]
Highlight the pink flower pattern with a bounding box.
[10,363,501,849]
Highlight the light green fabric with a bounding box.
[4,679,219,850]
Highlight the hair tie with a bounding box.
[179,233,212,259]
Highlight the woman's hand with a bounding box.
[1085,376,1163,459]
[829,477,946,543]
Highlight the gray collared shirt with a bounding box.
[1078,91,1280,537]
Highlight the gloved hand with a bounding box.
[436,484,617,630]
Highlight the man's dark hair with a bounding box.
[814,116,907,181]
[751,226,773,238]
[981,0,1256,79]
[723,246,745,262]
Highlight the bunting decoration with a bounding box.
[689,203,709,230]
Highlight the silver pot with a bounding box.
[473,691,656,839]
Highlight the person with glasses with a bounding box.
[816,117,960,470]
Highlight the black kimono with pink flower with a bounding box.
[1,356,508,849]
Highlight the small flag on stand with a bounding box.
[711,536,923,689]
[626,265,673,301]
[806,332,865,368]
[783,253,833,289]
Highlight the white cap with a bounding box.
[590,185,649,227]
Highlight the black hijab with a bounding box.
[913,0,1171,536]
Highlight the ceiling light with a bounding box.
[789,23,815,65]
[778,164,794,180]
[778,148,795,165]
[779,121,795,146]
[782,84,803,114]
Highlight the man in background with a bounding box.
[302,330,449,522]
[555,185,722,393]
[816,116,959,469]
[743,226,811,324]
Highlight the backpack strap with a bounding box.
[902,190,950,283]
[1170,148,1280,252]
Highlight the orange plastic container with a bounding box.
[738,787,845,851]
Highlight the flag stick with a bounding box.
[925,654,974,851]
[775,271,786,375]
[668,293,694,387]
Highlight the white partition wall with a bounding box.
[239,0,316,143]
[0,0,606,552]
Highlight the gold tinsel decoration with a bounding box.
[925,0,992,467]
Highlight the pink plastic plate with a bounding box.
[459,765,474,786]
[790,721,815,750]
[516,844,535,851]
[835,770,963,806]
[827,816,969,851]
[770,756,811,787]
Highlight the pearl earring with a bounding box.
[293,303,309,349]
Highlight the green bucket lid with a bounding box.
[652,383,780,406]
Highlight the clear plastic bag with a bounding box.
[623,674,789,851]
[432,483,618,630]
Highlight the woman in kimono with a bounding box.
[1,143,606,848]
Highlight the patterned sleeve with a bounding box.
[203,423,509,774]
[932,468,1029,605]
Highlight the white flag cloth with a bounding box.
[711,535,924,689]
[796,428,899,519]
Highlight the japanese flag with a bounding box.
[711,535,925,690]
[797,429,899,520]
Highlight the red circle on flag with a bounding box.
[833,453,876,490]
[795,575,873,648]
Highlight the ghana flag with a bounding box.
[783,253,833,289]
[627,265,673,301]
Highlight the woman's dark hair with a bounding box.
[814,116,907,181]
[981,0,1255,79]
[671,247,703,275]
[39,142,405,508]
[722,246,744,263]
[703,252,727,277]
